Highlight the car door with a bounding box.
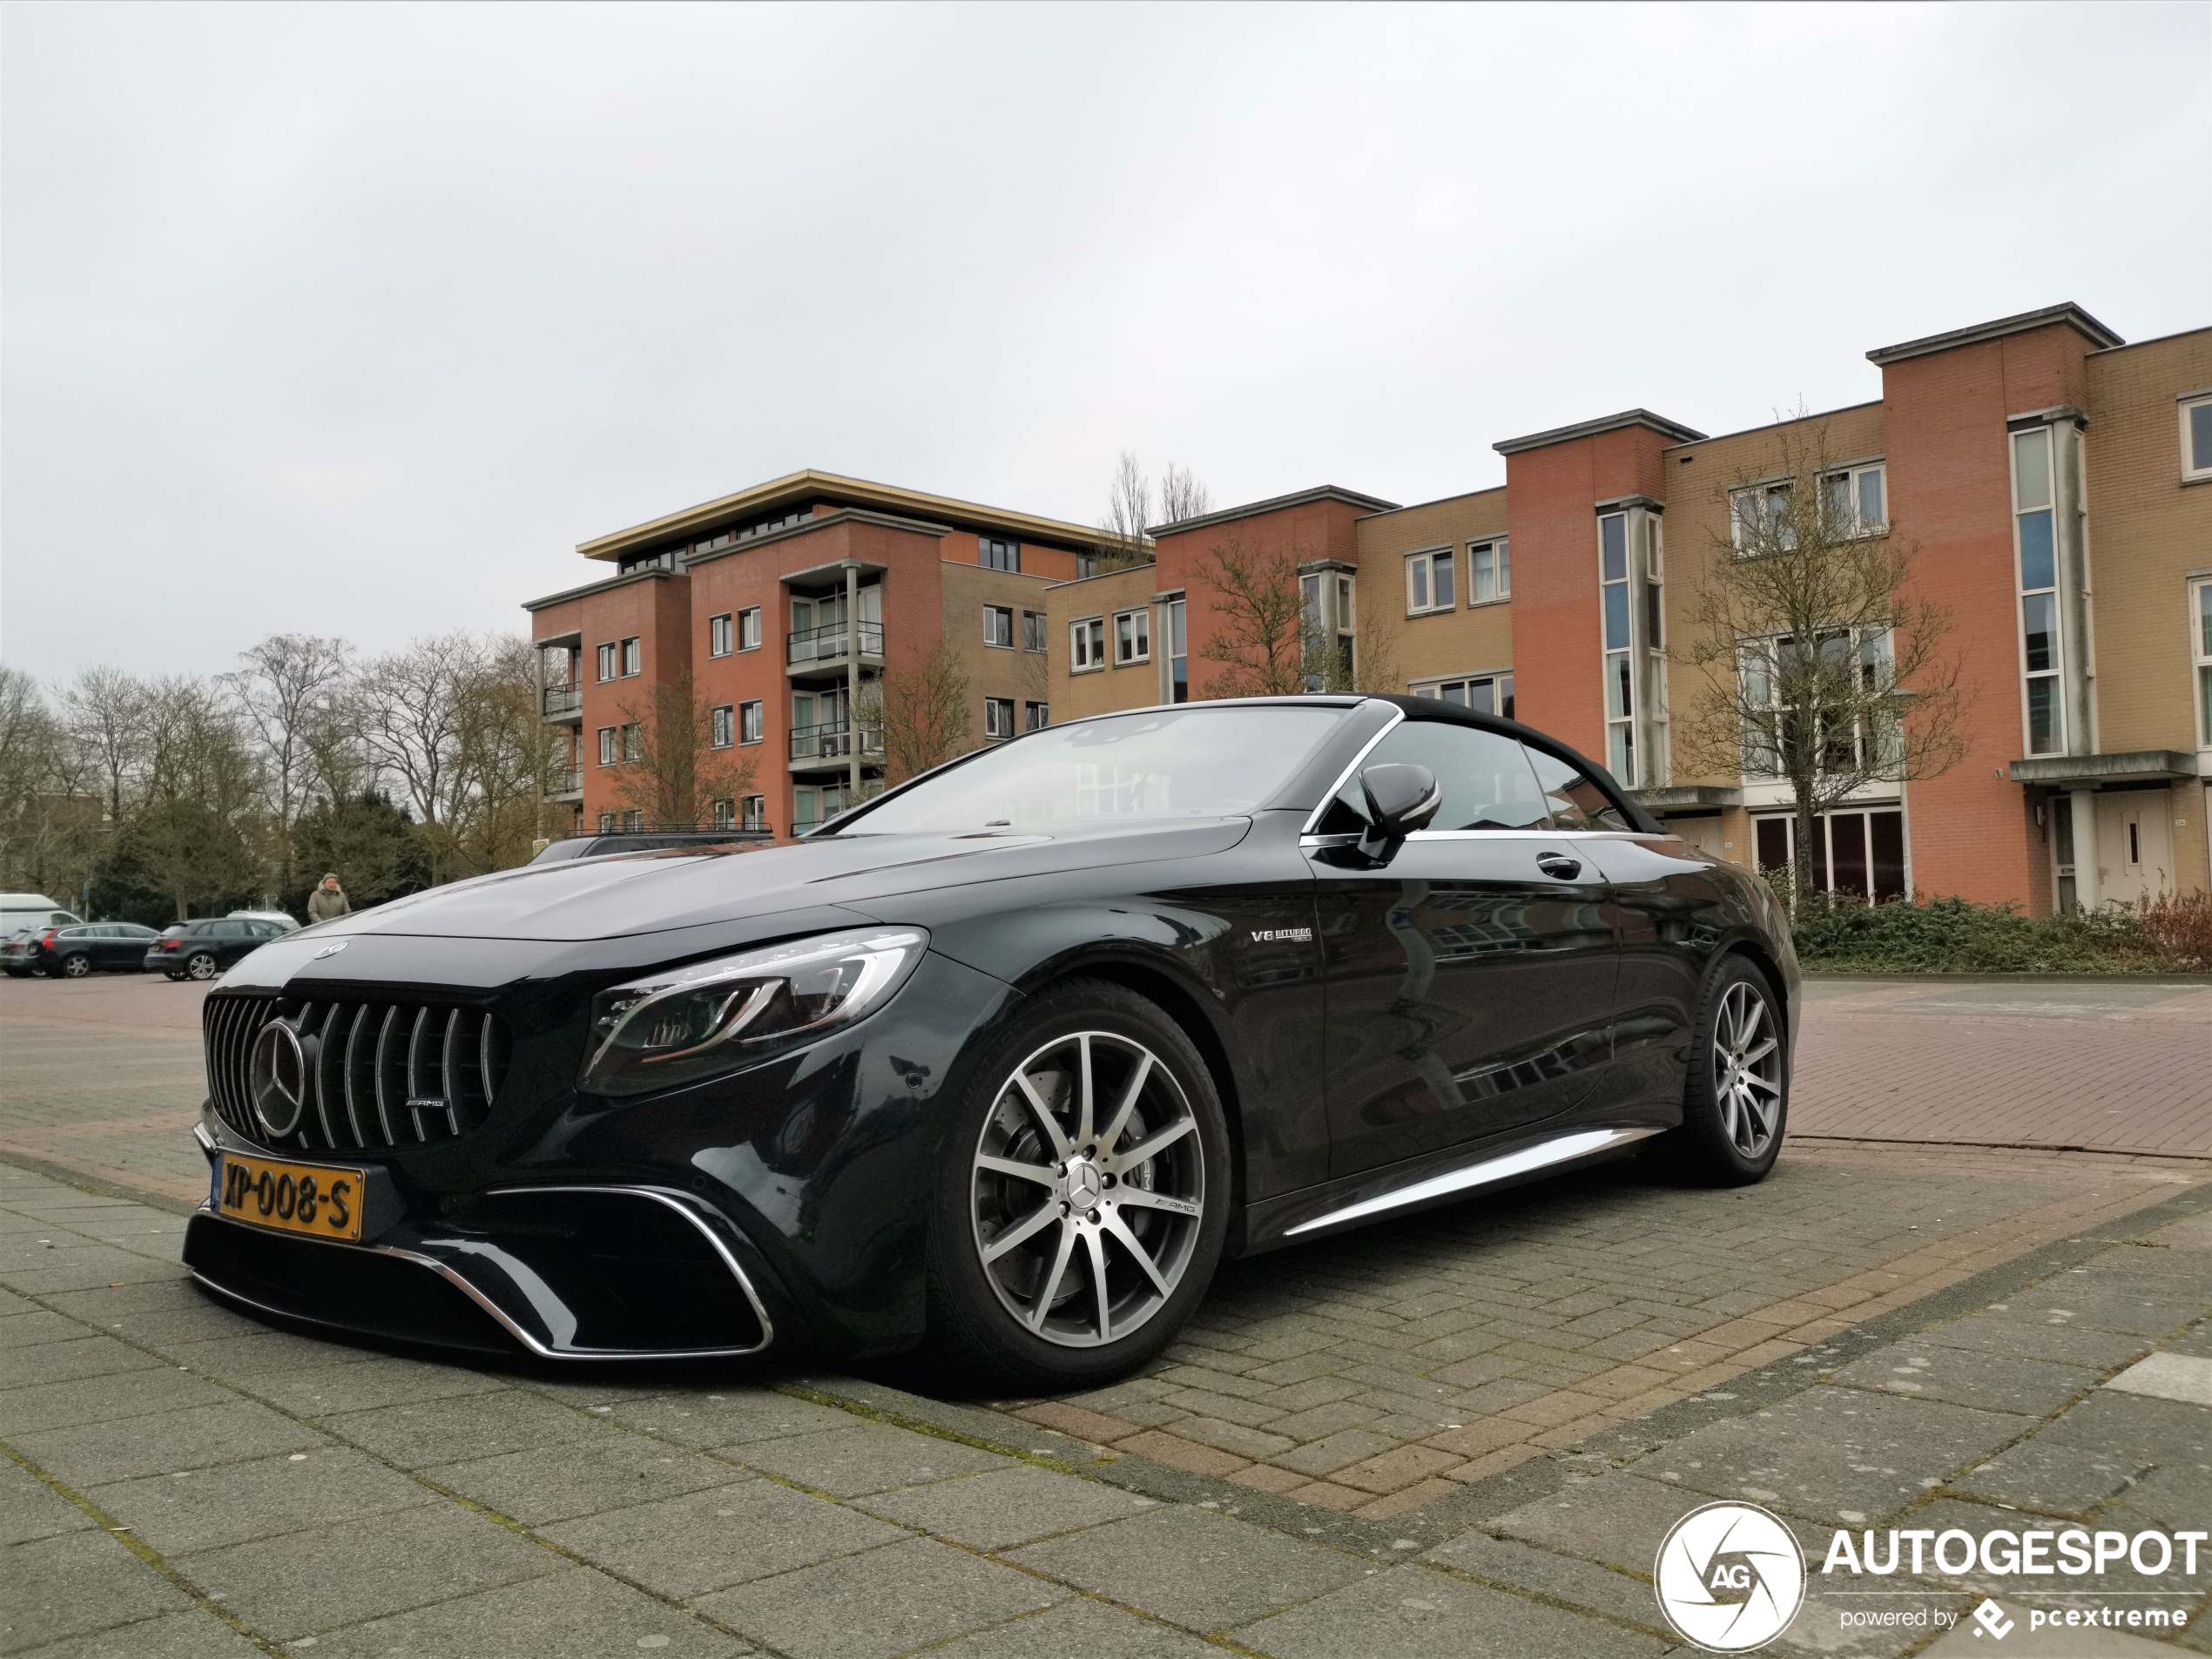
[85,926,121,969]
[1307,717,1621,1180]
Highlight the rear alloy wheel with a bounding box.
[1655,956,1786,1185]
[60,954,91,978]
[927,981,1229,1389]
[185,952,219,981]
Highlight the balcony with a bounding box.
[787,621,885,675]
[546,767,583,801]
[542,684,583,722]
[789,719,885,770]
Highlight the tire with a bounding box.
[165,970,187,981]
[185,952,220,981]
[923,979,1231,1392]
[60,954,91,979]
[1653,955,1787,1186]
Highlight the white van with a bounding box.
[1,894,83,937]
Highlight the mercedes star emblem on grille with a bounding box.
[248,1020,309,1138]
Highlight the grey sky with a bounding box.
[3,2,2204,685]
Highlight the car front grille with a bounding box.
[204,993,509,1152]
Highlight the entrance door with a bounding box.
[1308,718,1620,1179]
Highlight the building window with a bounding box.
[2192,577,2212,746]
[1730,482,1797,554]
[1753,811,1906,902]
[984,696,1016,739]
[1022,610,1047,653]
[597,726,617,766]
[1115,608,1150,664]
[620,637,641,677]
[738,607,762,651]
[2182,395,2212,482]
[597,643,617,681]
[623,810,643,832]
[621,722,643,762]
[711,705,734,749]
[1414,674,1514,720]
[1737,628,1895,779]
[709,614,732,657]
[740,700,763,745]
[980,536,1022,573]
[1406,548,1455,614]
[1071,616,1106,671]
[1025,700,1049,732]
[1167,596,1188,703]
[741,794,765,831]
[2014,427,2063,755]
[1821,462,1888,536]
[711,799,735,828]
[1468,539,1510,603]
[1300,572,1356,687]
[598,811,617,833]
[984,605,1014,649]
[1601,513,1635,783]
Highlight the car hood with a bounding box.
[303,818,1254,945]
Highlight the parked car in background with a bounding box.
[0,894,83,974]
[6,922,163,978]
[145,917,296,981]
[228,910,302,933]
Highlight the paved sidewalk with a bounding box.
[7,1163,2210,1656]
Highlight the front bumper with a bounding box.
[183,948,1017,1363]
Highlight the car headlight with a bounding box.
[578,927,928,1097]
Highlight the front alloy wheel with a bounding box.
[926,980,1230,1389]
[971,1030,1206,1349]
[185,952,219,981]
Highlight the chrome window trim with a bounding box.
[1297,705,1408,836]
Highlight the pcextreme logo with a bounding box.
[1654,1502,1807,1652]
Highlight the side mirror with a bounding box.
[1359,763,1442,846]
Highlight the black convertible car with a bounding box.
[184,695,1797,1389]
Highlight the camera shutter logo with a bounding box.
[249,1020,309,1139]
[1655,1501,1806,1652]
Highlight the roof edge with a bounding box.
[1149,485,1400,540]
[1866,302,2124,367]
[1493,408,1707,456]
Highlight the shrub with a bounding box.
[2133,890,2212,973]
[1784,891,2199,974]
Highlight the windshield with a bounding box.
[842,705,1351,834]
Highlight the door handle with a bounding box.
[1534,852,1582,881]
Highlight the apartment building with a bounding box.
[524,471,1090,838]
[1042,302,2212,913]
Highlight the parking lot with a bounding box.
[3,970,2209,1655]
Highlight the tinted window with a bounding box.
[847,706,1350,833]
[1525,748,1633,831]
[1320,720,1552,833]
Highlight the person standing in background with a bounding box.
[307,873,351,923]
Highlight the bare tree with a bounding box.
[1157,462,1212,527]
[1672,421,1970,904]
[610,671,759,828]
[348,635,475,879]
[447,636,559,873]
[60,666,147,824]
[1094,450,1157,572]
[223,633,353,887]
[863,643,973,784]
[0,666,100,903]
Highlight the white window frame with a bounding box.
[1730,481,1797,555]
[1022,610,1047,653]
[984,696,1015,739]
[597,725,617,766]
[711,798,735,828]
[1819,462,1888,538]
[709,613,732,658]
[1736,626,1897,781]
[597,643,617,682]
[1405,547,1455,615]
[620,637,641,677]
[741,794,766,831]
[983,605,1014,650]
[2189,575,2212,748]
[738,607,762,651]
[2182,395,2212,483]
[739,700,763,745]
[1025,700,1049,732]
[711,705,734,749]
[1115,608,1150,665]
[1467,539,1510,604]
[1070,616,1106,671]
[621,721,643,763]
[2012,426,2066,757]
[1411,672,1514,719]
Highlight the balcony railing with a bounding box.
[547,767,583,799]
[542,684,582,718]
[787,621,885,665]
[789,719,885,763]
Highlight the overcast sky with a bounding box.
[3,3,2204,685]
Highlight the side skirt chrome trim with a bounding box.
[1283,1126,1662,1238]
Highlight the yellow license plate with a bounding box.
[216,1153,365,1243]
